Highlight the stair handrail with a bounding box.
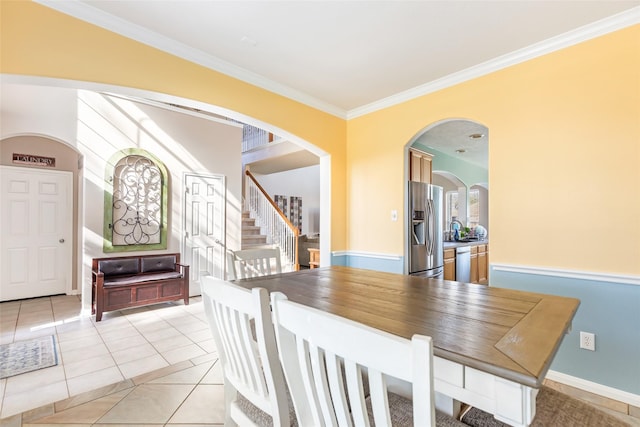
[244,170,299,271]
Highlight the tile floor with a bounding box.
[0,294,223,424]
[1,295,639,426]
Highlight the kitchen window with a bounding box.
[445,189,480,228]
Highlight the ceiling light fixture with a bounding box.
[469,133,485,139]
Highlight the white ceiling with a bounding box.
[7,2,639,170]
[37,1,639,119]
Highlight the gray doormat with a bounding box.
[0,335,58,379]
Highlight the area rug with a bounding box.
[460,386,629,427]
[0,335,58,379]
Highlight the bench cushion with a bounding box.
[104,271,183,286]
[141,255,177,273]
[98,258,139,276]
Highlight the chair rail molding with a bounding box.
[491,264,640,287]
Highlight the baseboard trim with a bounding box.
[492,263,640,286]
[546,370,640,407]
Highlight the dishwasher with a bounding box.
[456,246,471,282]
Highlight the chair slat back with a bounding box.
[201,277,289,426]
[227,248,282,280]
[271,292,436,427]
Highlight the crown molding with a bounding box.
[34,0,348,119]
[347,6,640,119]
[35,2,640,121]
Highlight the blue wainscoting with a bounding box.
[490,264,640,396]
[331,251,404,274]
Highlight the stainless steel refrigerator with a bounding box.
[408,181,443,278]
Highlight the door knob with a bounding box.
[59,238,65,243]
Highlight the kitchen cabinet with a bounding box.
[444,242,489,284]
[409,149,433,184]
[443,248,456,281]
[470,245,479,284]
[478,244,488,284]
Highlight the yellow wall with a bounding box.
[0,1,347,249]
[348,25,640,274]
[2,2,638,275]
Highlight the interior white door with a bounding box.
[0,166,72,301]
[183,173,226,296]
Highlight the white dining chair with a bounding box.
[201,276,292,427]
[270,292,467,427]
[227,247,282,281]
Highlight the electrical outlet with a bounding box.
[580,331,595,351]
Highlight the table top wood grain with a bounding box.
[234,266,579,388]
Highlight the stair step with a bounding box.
[242,226,262,235]
[242,235,267,242]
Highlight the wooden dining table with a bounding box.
[234,265,579,427]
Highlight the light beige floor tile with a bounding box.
[55,379,135,412]
[118,354,169,379]
[149,362,213,385]
[53,316,96,334]
[0,330,15,344]
[13,327,57,342]
[66,366,125,396]
[200,360,224,385]
[184,328,213,343]
[197,338,218,354]
[168,384,226,424]
[111,342,158,365]
[0,380,68,418]
[151,334,193,353]
[92,424,164,427]
[56,325,100,343]
[0,414,22,427]
[93,314,129,327]
[58,333,104,353]
[96,384,195,424]
[61,342,110,364]
[172,320,209,335]
[99,325,141,343]
[4,365,66,396]
[190,352,218,366]
[64,353,116,379]
[142,326,183,343]
[162,343,207,365]
[23,424,93,427]
[129,317,172,332]
[131,361,194,386]
[104,333,148,353]
[630,404,640,418]
[28,388,132,424]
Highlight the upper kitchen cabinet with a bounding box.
[409,149,433,183]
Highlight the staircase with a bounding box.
[241,211,269,249]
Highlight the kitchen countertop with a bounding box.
[443,239,489,249]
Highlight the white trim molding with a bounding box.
[547,370,640,408]
[35,1,640,120]
[492,264,640,286]
[347,7,640,119]
[331,250,402,261]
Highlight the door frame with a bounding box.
[182,172,227,293]
[0,165,74,300]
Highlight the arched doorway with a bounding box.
[405,119,489,274]
[0,135,82,300]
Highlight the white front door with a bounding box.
[183,173,226,296]
[0,166,72,301]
